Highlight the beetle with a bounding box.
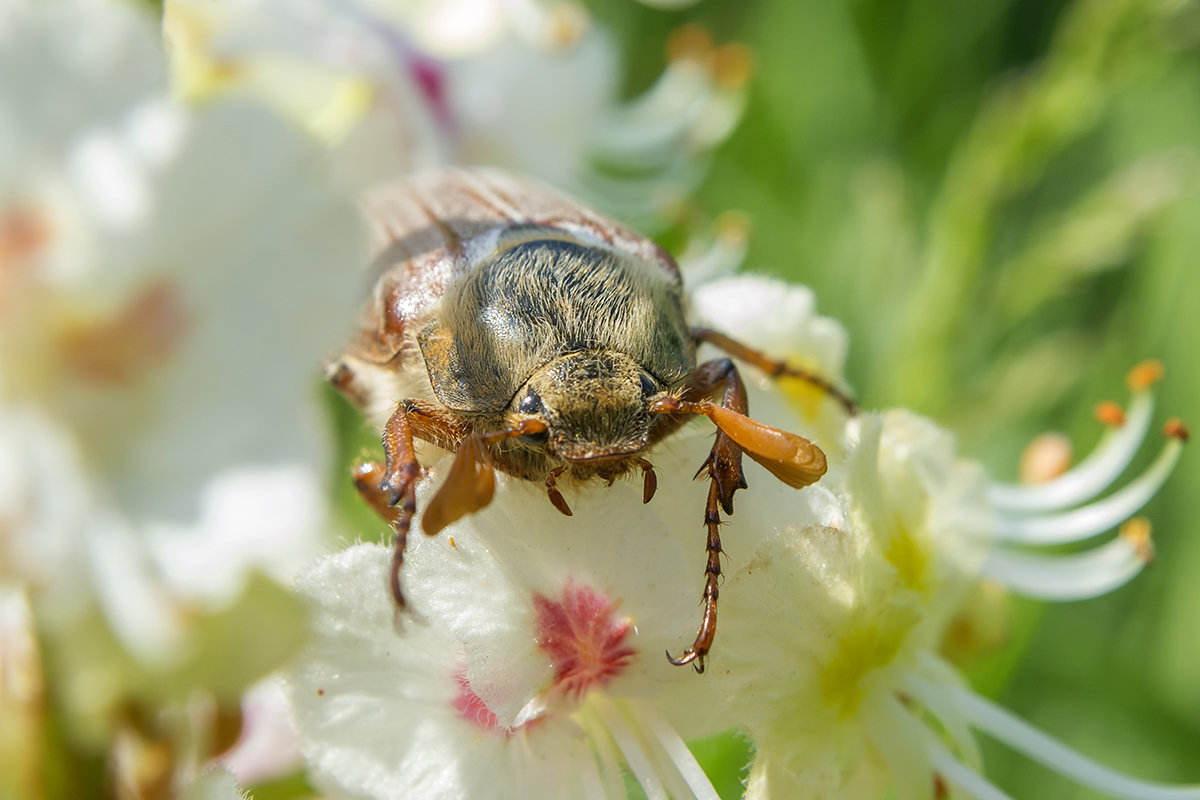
[327,168,855,672]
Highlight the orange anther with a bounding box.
[1094,401,1126,428]
[1164,418,1190,442]
[1018,432,1072,485]
[712,42,754,88]
[0,207,51,269]
[666,24,713,63]
[715,210,752,245]
[545,4,587,50]
[1127,360,1165,391]
[1119,517,1154,563]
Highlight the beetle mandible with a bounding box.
[327,168,856,672]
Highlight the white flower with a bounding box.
[162,0,749,227]
[689,274,855,457]
[0,0,359,749]
[692,360,1192,799]
[288,474,745,800]
[217,679,304,786]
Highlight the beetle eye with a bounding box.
[518,389,543,415]
[639,373,658,397]
[519,429,550,446]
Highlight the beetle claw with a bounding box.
[545,466,572,516]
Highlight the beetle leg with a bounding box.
[370,405,422,609]
[656,358,828,671]
[636,457,658,504]
[421,434,496,535]
[359,401,471,609]
[665,358,748,673]
[666,479,723,673]
[422,418,552,535]
[692,326,858,415]
[545,465,572,516]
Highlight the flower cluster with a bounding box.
[287,275,1194,799]
[2,0,1196,798]
[163,0,749,228]
[0,0,358,792]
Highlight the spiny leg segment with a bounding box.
[665,358,750,673]
[354,400,471,608]
[356,405,421,608]
[653,350,836,672]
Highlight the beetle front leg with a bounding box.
[373,405,422,608]
[666,357,749,673]
[357,401,469,609]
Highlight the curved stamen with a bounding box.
[579,754,608,800]
[591,696,670,800]
[677,212,749,282]
[897,668,982,770]
[980,524,1152,601]
[592,34,746,166]
[574,165,705,222]
[577,707,626,800]
[991,431,1183,545]
[943,684,1200,800]
[925,734,1015,800]
[629,698,721,800]
[989,389,1153,513]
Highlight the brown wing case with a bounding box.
[349,168,681,365]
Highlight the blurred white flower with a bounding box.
[163,0,749,227]
[0,0,359,770]
[217,679,304,786]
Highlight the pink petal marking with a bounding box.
[533,580,636,701]
[452,669,504,733]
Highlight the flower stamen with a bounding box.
[944,682,1200,800]
[592,696,670,800]
[1128,359,1165,391]
[981,529,1152,600]
[989,383,1154,513]
[1096,401,1127,427]
[992,428,1184,545]
[629,697,721,800]
[1018,432,1073,484]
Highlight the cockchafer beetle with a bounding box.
[327,168,856,672]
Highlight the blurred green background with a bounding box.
[589,0,1200,796]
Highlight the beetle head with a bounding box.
[512,350,659,463]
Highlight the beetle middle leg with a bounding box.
[692,326,858,415]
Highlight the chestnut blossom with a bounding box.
[163,0,749,227]
[287,482,730,800]
[287,274,1192,799]
[691,379,1191,797]
[0,0,358,769]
